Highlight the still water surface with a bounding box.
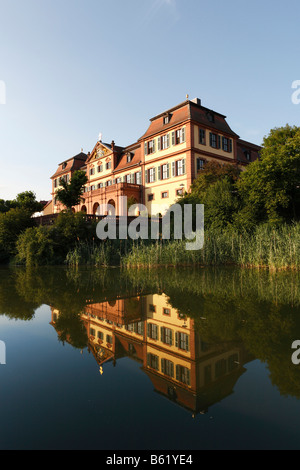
[0,266,300,450]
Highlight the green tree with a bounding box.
[0,208,34,260]
[55,170,88,211]
[237,125,300,225]
[14,191,44,215]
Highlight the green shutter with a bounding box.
[172,131,175,146]
[229,139,233,153]
[172,161,176,177]
[161,359,165,374]
[167,133,170,148]
[181,127,186,143]
[145,169,148,184]
[158,166,161,181]
[144,142,148,156]
[175,332,179,348]
[176,365,180,381]
[182,159,186,175]
[158,137,161,151]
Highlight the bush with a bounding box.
[0,208,34,259]
[15,226,59,266]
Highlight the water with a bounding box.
[0,266,300,450]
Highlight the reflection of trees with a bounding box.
[53,311,88,350]
[1,265,300,398]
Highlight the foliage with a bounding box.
[14,191,44,215]
[55,170,88,211]
[0,208,34,259]
[237,125,300,225]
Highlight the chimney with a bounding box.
[111,140,115,151]
[191,98,201,106]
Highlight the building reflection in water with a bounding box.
[51,292,253,417]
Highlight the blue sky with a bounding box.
[0,0,300,201]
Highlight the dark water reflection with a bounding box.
[0,266,300,450]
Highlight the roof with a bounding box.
[139,98,239,141]
[51,152,88,179]
[114,145,142,173]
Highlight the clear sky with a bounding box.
[0,0,300,201]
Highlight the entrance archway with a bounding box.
[81,205,87,213]
[93,202,100,215]
[107,199,116,216]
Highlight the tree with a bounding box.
[14,191,44,215]
[55,170,88,211]
[237,125,300,225]
[0,208,34,259]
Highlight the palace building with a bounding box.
[50,97,261,216]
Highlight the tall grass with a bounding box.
[122,223,300,270]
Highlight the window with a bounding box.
[197,158,205,171]
[90,328,96,337]
[176,365,191,386]
[144,139,156,155]
[116,177,122,184]
[136,171,142,185]
[176,159,186,176]
[147,353,159,371]
[54,179,57,188]
[99,183,103,189]
[222,137,232,153]
[127,153,132,163]
[98,165,103,173]
[163,115,170,125]
[215,359,227,378]
[161,359,174,378]
[149,167,156,183]
[176,188,183,196]
[162,134,170,150]
[106,335,113,345]
[149,304,156,313]
[62,162,67,170]
[161,327,173,346]
[199,129,206,145]
[162,163,170,180]
[172,128,186,146]
[90,168,95,176]
[207,112,215,123]
[175,332,190,352]
[91,185,95,191]
[148,194,154,202]
[147,323,159,340]
[244,150,251,161]
[210,133,217,148]
[163,308,171,315]
[126,174,131,183]
[97,331,104,341]
[161,192,168,199]
[106,161,111,170]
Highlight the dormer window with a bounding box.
[163,113,171,125]
[127,153,132,163]
[62,162,67,170]
[207,112,215,123]
[244,150,251,161]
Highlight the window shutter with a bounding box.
[186,335,190,352]
[172,161,176,177]
[182,159,186,175]
[176,365,180,381]
[167,133,170,148]
[218,135,221,149]
[222,137,225,150]
[154,324,158,340]
[158,137,161,151]
[172,131,175,146]
[145,169,148,184]
[161,327,164,342]
[158,166,161,181]
[161,359,165,374]
[131,174,135,184]
[167,163,170,179]
[209,133,212,146]
[153,167,156,182]
[229,139,232,153]
[147,353,151,367]
[175,332,179,348]
[155,356,159,370]
[181,127,186,143]
[123,175,126,183]
[144,142,148,156]
[171,362,174,378]
[153,139,156,153]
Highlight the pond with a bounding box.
[0,266,300,450]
